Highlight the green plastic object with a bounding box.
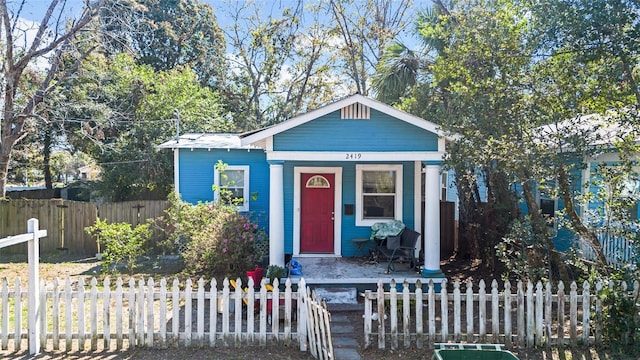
[432,344,519,360]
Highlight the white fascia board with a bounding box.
[241,94,455,147]
[266,151,445,162]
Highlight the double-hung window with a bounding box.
[214,165,250,211]
[355,164,403,226]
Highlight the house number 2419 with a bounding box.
[346,153,362,159]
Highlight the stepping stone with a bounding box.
[333,348,361,360]
[333,337,359,347]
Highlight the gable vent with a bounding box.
[341,103,370,120]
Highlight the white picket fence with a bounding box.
[580,230,636,267]
[302,288,333,360]
[0,276,308,352]
[363,278,640,350]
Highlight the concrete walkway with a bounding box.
[329,307,362,360]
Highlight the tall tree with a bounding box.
[60,54,230,201]
[531,0,640,105]
[327,0,414,95]
[99,0,227,88]
[389,0,572,279]
[220,0,336,129]
[524,0,640,272]
[0,0,102,197]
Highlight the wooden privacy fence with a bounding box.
[0,200,169,256]
[0,276,307,353]
[363,278,640,350]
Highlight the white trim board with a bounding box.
[267,151,445,162]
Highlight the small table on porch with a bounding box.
[351,238,370,258]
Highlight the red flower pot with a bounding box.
[245,267,264,286]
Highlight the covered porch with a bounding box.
[284,256,446,288]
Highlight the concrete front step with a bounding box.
[313,287,358,304]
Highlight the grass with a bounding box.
[0,251,187,342]
[0,252,186,289]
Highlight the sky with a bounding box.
[13,0,434,49]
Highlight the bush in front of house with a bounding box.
[169,198,265,280]
[86,218,152,274]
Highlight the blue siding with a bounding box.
[178,149,270,228]
[274,109,439,152]
[282,161,418,257]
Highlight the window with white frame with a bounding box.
[214,165,250,211]
[355,164,403,226]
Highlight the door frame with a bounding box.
[293,167,342,257]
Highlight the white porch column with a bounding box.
[422,163,443,277]
[269,162,285,267]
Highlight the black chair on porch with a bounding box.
[374,226,421,274]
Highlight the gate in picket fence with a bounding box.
[300,281,333,360]
[0,219,47,355]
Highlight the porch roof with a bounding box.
[157,133,257,150]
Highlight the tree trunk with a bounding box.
[0,137,16,199]
[556,165,610,274]
[454,164,479,259]
[519,169,570,281]
[43,127,53,189]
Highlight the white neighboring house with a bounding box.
[78,164,101,181]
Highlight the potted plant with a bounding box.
[265,265,287,284]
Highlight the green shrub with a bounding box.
[591,272,640,348]
[157,192,216,254]
[496,217,550,283]
[85,219,151,274]
[266,265,287,283]
[175,201,266,280]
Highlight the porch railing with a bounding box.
[580,229,635,267]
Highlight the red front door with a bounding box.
[300,173,335,253]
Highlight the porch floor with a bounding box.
[286,256,442,287]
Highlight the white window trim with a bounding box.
[355,164,403,227]
[214,165,250,212]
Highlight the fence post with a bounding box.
[363,289,372,349]
[27,218,41,355]
[582,281,590,345]
[298,278,308,352]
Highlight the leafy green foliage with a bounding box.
[163,194,266,280]
[403,0,531,270]
[85,218,152,274]
[496,218,550,283]
[60,53,230,201]
[265,265,287,283]
[594,276,640,347]
[100,0,227,88]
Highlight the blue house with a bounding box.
[159,94,454,279]
[535,113,639,259]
